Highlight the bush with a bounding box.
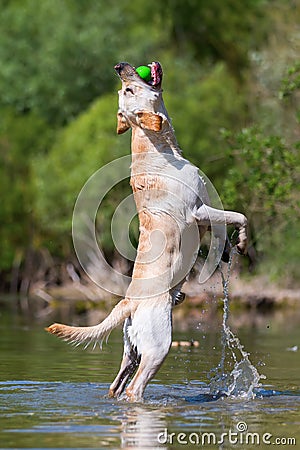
[164,62,247,184]
[0,109,52,271]
[222,126,299,280]
[33,93,131,257]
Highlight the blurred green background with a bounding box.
[0,0,299,293]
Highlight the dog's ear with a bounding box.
[136,111,162,132]
[117,112,130,134]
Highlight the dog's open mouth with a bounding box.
[114,61,163,89]
[149,61,163,87]
[137,61,162,87]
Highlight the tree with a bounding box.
[0,109,51,273]
[158,0,268,80]
[164,61,247,184]
[0,0,164,124]
[222,126,299,281]
[33,93,131,257]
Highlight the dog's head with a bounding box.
[115,62,166,134]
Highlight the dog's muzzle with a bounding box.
[114,62,163,89]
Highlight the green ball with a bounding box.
[136,65,151,82]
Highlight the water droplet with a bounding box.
[208,249,264,400]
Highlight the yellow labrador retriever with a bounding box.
[47,62,247,401]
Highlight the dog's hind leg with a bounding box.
[125,345,170,402]
[109,318,140,398]
[124,298,173,402]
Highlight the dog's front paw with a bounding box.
[236,239,247,255]
[236,216,248,255]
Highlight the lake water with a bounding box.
[0,302,299,449]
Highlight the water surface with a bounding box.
[0,306,299,449]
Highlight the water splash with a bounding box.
[209,249,265,399]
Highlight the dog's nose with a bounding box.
[114,62,127,74]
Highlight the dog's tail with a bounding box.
[45,298,133,348]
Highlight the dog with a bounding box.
[46,62,247,401]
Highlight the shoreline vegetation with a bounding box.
[4,267,298,331]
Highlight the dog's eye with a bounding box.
[125,87,134,95]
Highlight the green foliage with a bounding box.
[261,219,300,286]
[0,0,269,125]
[0,0,121,123]
[164,62,247,182]
[222,127,296,217]
[280,62,300,98]
[222,126,299,277]
[0,0,164,125]
[0,109,52,270]
[279,62,300,125]
[158,0,267,79]
[33,93,131,255]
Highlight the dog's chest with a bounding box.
[130,174,162,193]
[130,152,203,221]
